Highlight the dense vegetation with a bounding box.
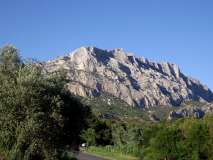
[0,45,213,160]
[82,116,213,160]
[0,46,93,160]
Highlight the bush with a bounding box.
[81,119,113,146]
[142,118,213,160]
[0,45,92,160]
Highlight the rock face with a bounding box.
[44,46,213,108]
[168,104,213,120]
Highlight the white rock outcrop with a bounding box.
[44,47,213,108]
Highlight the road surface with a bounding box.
[76,152,108,160]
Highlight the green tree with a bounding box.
[0,45,92,160]
[81,128,96,146]
[0,45,21,74]
[184,120,210,160]
[143,127,182,160]
[81,119,113,146]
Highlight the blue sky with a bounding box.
[0,0,213,90]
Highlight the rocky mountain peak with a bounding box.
[44,46,213,108]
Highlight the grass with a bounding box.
[82,146,139,160]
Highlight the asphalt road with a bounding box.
[76,152,108,160]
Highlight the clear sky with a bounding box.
[0,0,213,90]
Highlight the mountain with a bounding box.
[168,102,213,120]
[44,46,213,108]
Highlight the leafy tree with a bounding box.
[0,45,92,160]
[143,127,182,160]
[81,128,96,146]
[0,45,22,76]
[183,120,211,160]
[142,119,213,160]
[81,119,113,146]
[111,123,128,146]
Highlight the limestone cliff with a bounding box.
[44,46,213,108]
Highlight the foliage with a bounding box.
[81,128,96,146]
[0,45,92,160]
[81,94,150,121]
[142,118,213,160]
[82,116,213,160]
[81,119,113,146]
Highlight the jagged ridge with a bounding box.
[44,46,213,108]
